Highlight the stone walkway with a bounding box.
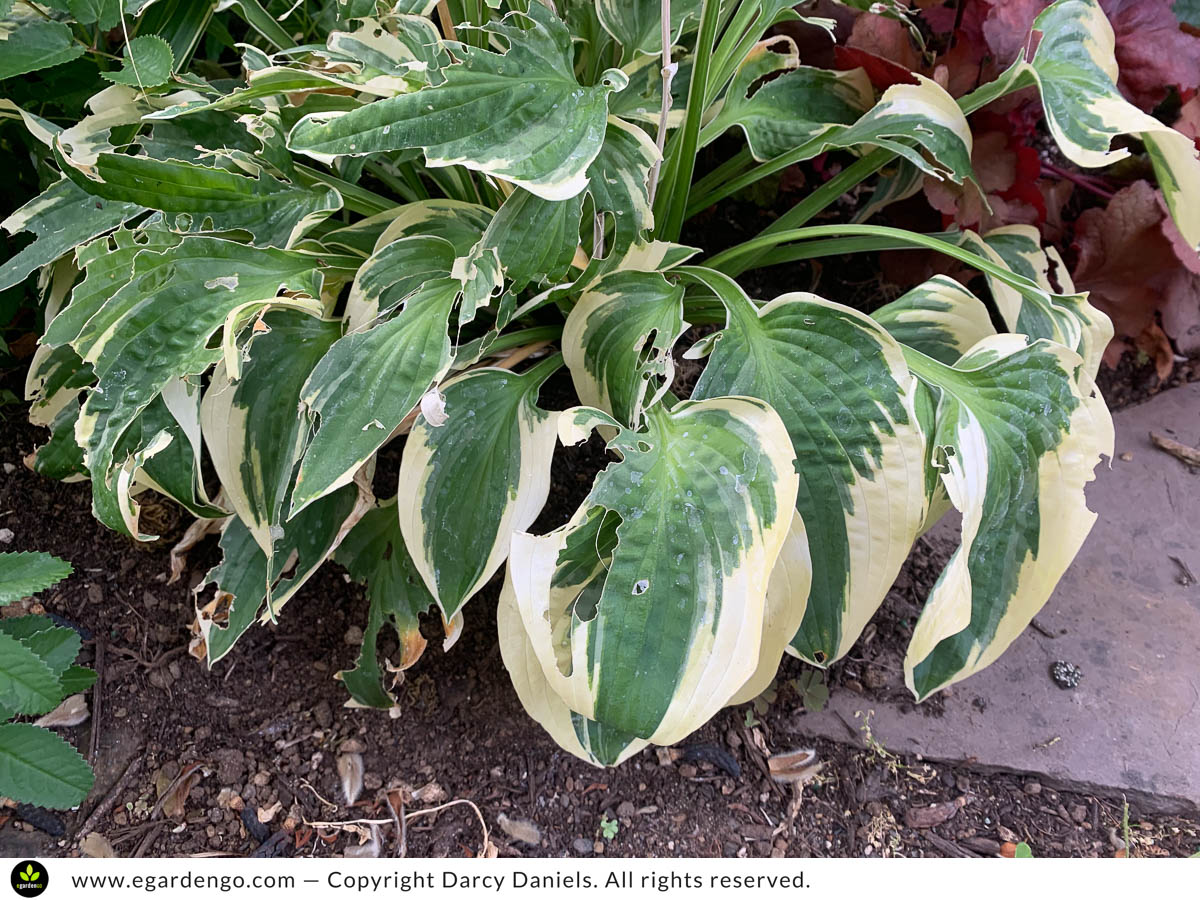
[799,383,1200,814]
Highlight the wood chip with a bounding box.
[1150,431,1200,467]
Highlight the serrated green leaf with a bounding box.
[686,268,927,667]
[68,0,120,28]
[0,722,94,809]
[0,617,81,680]
[101,35,174,88]
[0,552,73,606]
[292,277,458,514]
[505,397,798,745]
[903,336,1114,699]
[288,3,628,200]
[0,632,62,716]
[58,665,97,695]
[334,499,436,709]
[0,178,142,293]
[398,356,561,619]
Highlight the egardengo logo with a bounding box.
[10,861,47,898]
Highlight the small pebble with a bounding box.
[1024,781,1042,796]
[572,837,593,855]
[0,528,13,544]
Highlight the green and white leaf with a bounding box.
[0,723,94,809]
[871,276,996,367]
[334,499,436,710]
[0,552,73,607]
[956,225,1111,380]
[701,40,872,160]
[72,154,341,249]
[199,482,361,663]
[398,356,561,619]
[288,3,629,201]
[596,0,701,59]
[344,235,458,330]
[903,335,1114,699]
[562,270,686,428]
[686,268,927,667]
[293,277,458,514]
[202,311,342,554]
[0,178,142,293]
[498,571,647,767]
[506,398,798,745]
[71,236,322,536]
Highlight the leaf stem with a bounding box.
[647,0,675,206]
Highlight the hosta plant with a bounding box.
[0,551,95,808]
[4,0,1197,765]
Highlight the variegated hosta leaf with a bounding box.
[871,277,997,533]
[0,178,141,292]
[827,76,975,185]
[1025,0,1200,250]
[288,3,629,201]
[397,355,561,619]
[685,268,927,667]
[202,311,342,555]
[344,235,458,330]
[325,15,450,91]
[562,270,686,428]
[596,0,701,60]
[373,199,492,256]
[871,276,997,367]
[292,277,459,515]
[956,226,1111,380]
[334,499,436,710]
[701,40,872,160]
[71,236,322,536]
[198,483,361,664]
[506,399,799,745]
[68,154,342,249]
[586,117,658,255]
[497,571,647,767]
[903,335,1114,699]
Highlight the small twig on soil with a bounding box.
[134,822,164,858]
[110,643,189,670]
[1150,431,1200,468]
[75,755,144,843]
[1029,618,1057,640]
[88,636,105,765]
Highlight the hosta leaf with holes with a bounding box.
[871,276,997,367]
[685,268,927,667]
[0,552,72,607]
[0,632,60,716]
[562,270,686,428]
[344,235,458,330]
[71,236,322,537]
[955,226,1111,380]
[498,572,647,767]
[586,116,658,255]
[505,399,798,745]
[0,723,94,809]
[70,155,341,249]
[131,381,225,520]
[0,178,142,293]
[101,35,174,88]
[199,482,361,663]
[325,15,450,91]
[288,3,629,201]
[202,311,342,554]
[292,277,458,514]
[334,499,436,709]
[397,355,561,619]
[701,42,873,160]
[903,335,1113,699]
[596,0,702,59]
